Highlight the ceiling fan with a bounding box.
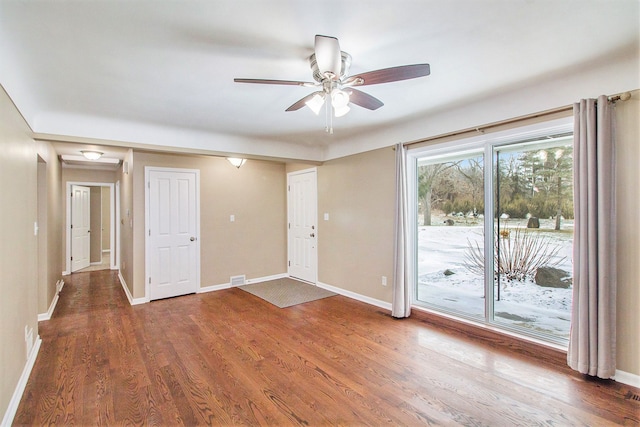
[234,35,430,133]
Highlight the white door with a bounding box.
[288,170,317,283]
[71,185,91,272]
[147,169,199,300]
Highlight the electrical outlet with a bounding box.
[381,276,387,286]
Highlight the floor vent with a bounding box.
[230,275,246,287]
[625,391,640,402]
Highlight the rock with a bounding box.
[535,267,572,288]
[443,269,455,276]
[527,217,540,228]
[444,219,454,226]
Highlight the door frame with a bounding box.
[287,167,318,283]
[65,181,118,274]
[145,166,201,300]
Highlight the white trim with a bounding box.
[245,273,288,284]
[317,281,392,311]
[102,249,111,253]
[614,370,640,388]
[1,336,42,427]
[118,271,148,305]
[37,280,64,322]
[197,273,288,294]
[145,167,201,302]
[38,294,58,321]
[62,270,70,276]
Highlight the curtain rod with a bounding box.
[401,91,632,148]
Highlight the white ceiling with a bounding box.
[1,1,639,162]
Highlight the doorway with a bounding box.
[145,167,200,300]
[66,182,118,274]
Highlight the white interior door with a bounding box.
[147,169,199,300]
[288,170,317,283]
[71,185,91,272]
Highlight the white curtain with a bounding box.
[567,95,617,378]
[392,143,411,318]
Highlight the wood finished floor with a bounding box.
[14,270,640,426]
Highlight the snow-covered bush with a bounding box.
[464,227,565,281]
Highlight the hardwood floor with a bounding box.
[14,270,640,426]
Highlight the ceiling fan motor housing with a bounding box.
[309,51,352,83]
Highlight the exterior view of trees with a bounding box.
[418,140,573,227]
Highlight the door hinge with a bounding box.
[288,185,290,191]
[288,260,290,267]
[70,224,73,229]
[148,229,151,236]
[70,256,73,261]
[288,223,290,229]
[147,181,150,189]
[149,277,151,284]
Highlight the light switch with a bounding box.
[324,213,329,221]
[230,214,235,222]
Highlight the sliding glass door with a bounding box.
[416,151,485,319]
[412,126,574,345]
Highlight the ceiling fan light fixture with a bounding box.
[333,104,350,118]
[227,157,247,168]
[331,89,350,109]
[305,92,325,115]
[81,150,103,160]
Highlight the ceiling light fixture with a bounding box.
[81,150,103,160]
[304,92,326,115]
[227,157,247,168]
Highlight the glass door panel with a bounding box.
[492,137,574,342]
[416,153,485,318]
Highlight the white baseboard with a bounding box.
[118,271,148,305]
[615,369,640,388]
[1,335,42,427]
[37,279,64,322]
[197,273,288,294]
[245,273,288,284]
[61,270,70,276]
[317,281,392,311]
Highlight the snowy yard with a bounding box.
[417,217,573,341]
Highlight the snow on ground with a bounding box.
[417,217,573,341]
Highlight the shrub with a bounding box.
[464,227,565,281]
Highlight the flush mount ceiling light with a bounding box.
[81,150,103,160]
[227,157,247,168]
[235,34,430,134]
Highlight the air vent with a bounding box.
[230,275,246,287]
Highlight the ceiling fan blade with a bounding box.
[314,35,341,79]
[285,93,318,111]
[344,64,430,86]
[348,88,384,110]
[234,78,315,87]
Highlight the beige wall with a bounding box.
[35,141,63,315]
[89,186,102,263]
[614,90,639,376]
[119,150,135,296]
[317,147,396,302]
[101,187,111,252]
[0,85,39,421]
[129,153,287,299]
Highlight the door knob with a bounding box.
[190,236,196,241]
[310,233,315,238]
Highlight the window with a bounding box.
[409,118,574,346]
